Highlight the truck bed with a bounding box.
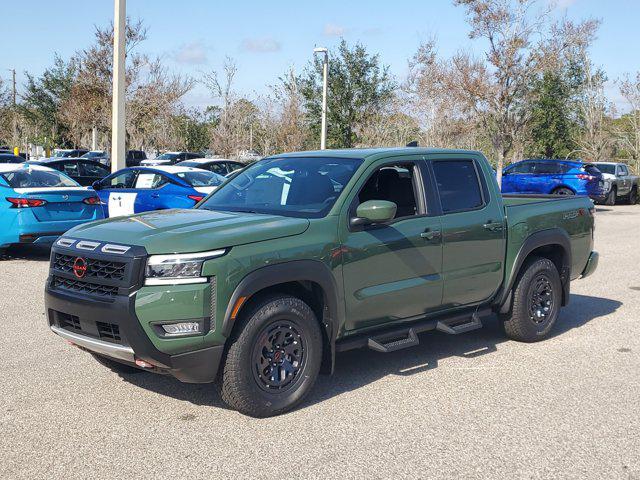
[502,193,594,283]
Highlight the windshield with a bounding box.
[1,169,79,188]
[176,171,225,187]
[198,156,363,218]
[52,151,69,158]
[595,164,615,175]
[157,153,180,160]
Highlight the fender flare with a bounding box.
[497,228,572,313]
[221,259,342,372]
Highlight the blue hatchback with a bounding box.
[92,166,226,217]
[501,159,607,201]
[0,164,103,250]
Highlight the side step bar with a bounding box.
[368,329,419,353]
[436,312,483,335]
[335,308,490,354]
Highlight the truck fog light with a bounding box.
[161,322,201,336]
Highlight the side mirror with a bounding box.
[350,200,397,227]
[91,180,102,191]
[502,170,510,176]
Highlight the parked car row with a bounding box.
[501,158,638,205]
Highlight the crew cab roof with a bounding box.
[272,147,484,160]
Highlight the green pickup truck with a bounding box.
[46,148,598,417]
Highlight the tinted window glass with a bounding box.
[107,170,137,188]
[81,162,110,177]
[206,162,227,175]
[176,171,225,187]
[534,162,562,174]
[1,169,79,188]
[358,164,419,218]
[134,172,168,189]
[60,162,80,177]
[596,164,615,175]
[433,160,483,213]
[199,157,362,218]
[156,153,180,160]
[0,154,25,163]
[509,162,534,174]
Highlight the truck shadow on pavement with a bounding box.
[117,293,621,413]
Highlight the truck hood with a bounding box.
[66,208,310,254]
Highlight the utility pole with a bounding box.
[313,48,328,150]
[111,0,126,172]
[9,69,18,154]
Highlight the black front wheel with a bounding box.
[502,257,562,342]
[217,295,322,417]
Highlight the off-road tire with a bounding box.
[91,353,143,374]
[503,257,562,343]
[605,186,617,206]
[627,187,638,205]
[217,295,323,417]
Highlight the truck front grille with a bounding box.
[52,276,119,297]
[53,254,126,281]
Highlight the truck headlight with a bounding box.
[145,249,226,285]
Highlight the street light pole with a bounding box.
[111,0,126,172]
[313,47,328,150]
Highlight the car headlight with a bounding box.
[145,249,226,285]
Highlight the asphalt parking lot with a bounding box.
[1,205,639,479]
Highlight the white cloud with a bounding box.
[173,42,208,65]
[240,37,282,53]
[323,23,347,37]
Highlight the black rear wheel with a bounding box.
[628,187,638,205]
[503,257,562,342]
[553,187,574,196]
[217,295,322,417]
[605,186,617,206]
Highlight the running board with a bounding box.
[436,312,483,335]
[335,307,491,353]
[367,328,419,353]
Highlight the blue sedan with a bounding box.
[92,166,226,217]
[0,164,104,252]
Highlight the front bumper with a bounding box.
[46,287,225,383]
[581,251,599,278]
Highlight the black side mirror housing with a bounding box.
[91,180,102,191]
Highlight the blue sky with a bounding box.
[1,0,639,109]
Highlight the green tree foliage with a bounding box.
[527,70,579,159]
[18,55,77,147]
[299,40,395,149]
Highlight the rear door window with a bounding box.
[533,162,562,174]
[60,161,80,177]
[81,162,110,177]
[135,172,168,189]
[432,160,484,213]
